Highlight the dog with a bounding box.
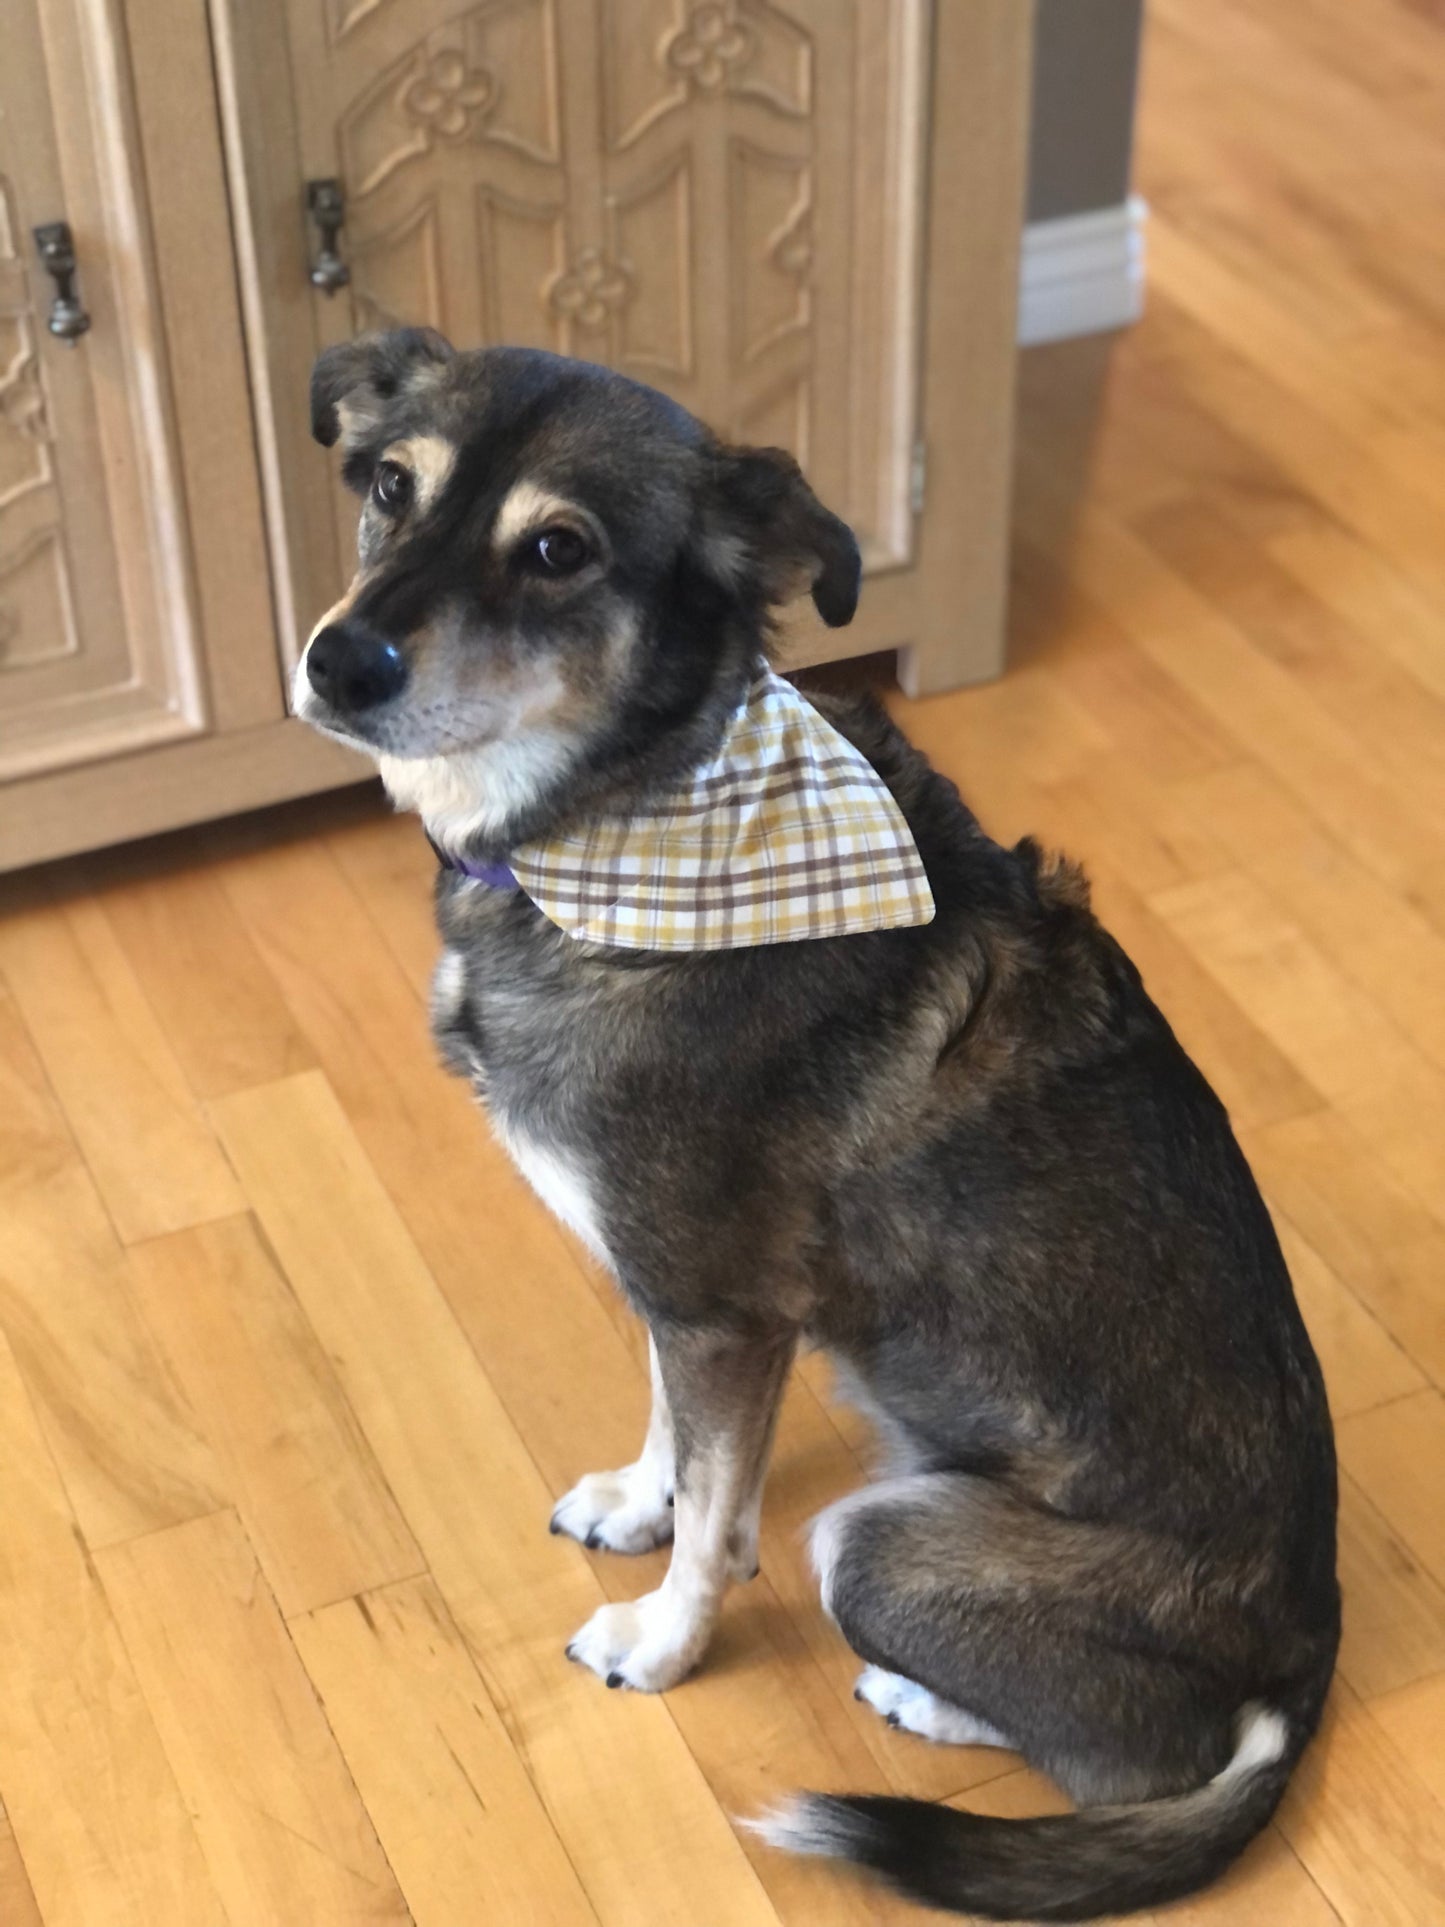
[292,328,1339,1922]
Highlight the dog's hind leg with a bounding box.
[550,1332,677,1554]
[853,1664,1013,1746]
[811,1472,1236,1804]
[566,1323,794,1691]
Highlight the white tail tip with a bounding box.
[1213,1703,1289,1786]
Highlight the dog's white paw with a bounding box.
[550,1465,674,1554]
[565,1590,707,1693]
[854,1665,1011,1747]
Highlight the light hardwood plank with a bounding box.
[1244,1109,1445,1391]
[1272,1215,1424,1421]
[128,1214,424,1615]
[293,1576,602,1927]
[0,1335,227,1926]
[1138,493,1445,809]
[1335,1471,1445,1703]
[1042,758,1230,899]
[1016,325,1316,536]
[212,1069,781,1927]
[1008,541,1241,782]
[1178,760,1445,1082]
[0,1807,42,1927]
[1140,287,1445,608]
[100,863,317,1098]
[0,981,73,1201]
[1276,1681,1445,1926]
[1368,1670,1445,1814]
[1087,871,1326,1134]
[1266,512,1445,709]
[1149,869,1445,1223]
[1146,208,1424,450]
[97,1508,408,1925]
[0,985,223,1547]
[1336,1391,1445,1595]
[0,1163,225,1548]
[326,812,440,997]
[1015,468,1445,938]
[0,895,242,1241]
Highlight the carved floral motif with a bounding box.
[662,5,755,94]
[769,197,811,281]
[545,248,633,330]
[0,351,49,444]
[400,50,497,141]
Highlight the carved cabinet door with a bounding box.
[0,0,212,782]
[220,0,1028,690]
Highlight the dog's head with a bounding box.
[293,330,859,847]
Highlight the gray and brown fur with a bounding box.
[294,331,1339,1922]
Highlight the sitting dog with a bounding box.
[293,329,1339,1922]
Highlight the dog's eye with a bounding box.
[528,526,590,576]
[373,462,413,515]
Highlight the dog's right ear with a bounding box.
[310,327,455,448]
[698,443,861,628]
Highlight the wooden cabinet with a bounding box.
[0,0,1031,872]
[2,0,215,781]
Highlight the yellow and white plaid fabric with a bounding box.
[511,669,935,949]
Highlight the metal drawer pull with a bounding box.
[33,222,91,343]
[306,179,350,296]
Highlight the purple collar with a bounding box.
[427,833,518,891]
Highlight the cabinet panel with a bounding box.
[0,0,209,782]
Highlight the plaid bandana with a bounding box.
[476,670,934,950]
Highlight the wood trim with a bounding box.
[1018,195,1148,346]
[208,0,333,671]
[858,0,931,572]
[41,0,208,736]
[897,0,1032,697]
[122,0,284,731]
[2,0,220,780]
[0,720,371,873]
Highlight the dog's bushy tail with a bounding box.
[754,1696,1318,1921]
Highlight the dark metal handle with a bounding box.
[33,222,91,344]
[306,179,351,296]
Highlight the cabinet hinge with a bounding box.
[909,436,927,517]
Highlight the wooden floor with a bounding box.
[4,4,1445,1921]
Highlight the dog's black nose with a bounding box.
[306,622,407,711]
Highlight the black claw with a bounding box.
[584,1528,601,1549]
[665,1493,675,1507]
[565,1643,578,1662]
[886,1711,900,1728]
[549,1516,563,1534]
[606,1671,625,1689]
[853,1686,865,1702]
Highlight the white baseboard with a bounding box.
[1018,195,1148,346]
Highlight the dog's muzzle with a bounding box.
[305,621,407,713]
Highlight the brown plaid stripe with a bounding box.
[510,671,935,950]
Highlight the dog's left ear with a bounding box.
[310,327,455,448]
[703,444,861,628]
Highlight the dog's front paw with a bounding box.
[550,1465,674,1554]
[565,1590,707,1693]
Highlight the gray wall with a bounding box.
[1027,0,1144,222]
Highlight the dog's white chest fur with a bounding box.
[493,1115,612,1269]
[432,945,611,1267]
